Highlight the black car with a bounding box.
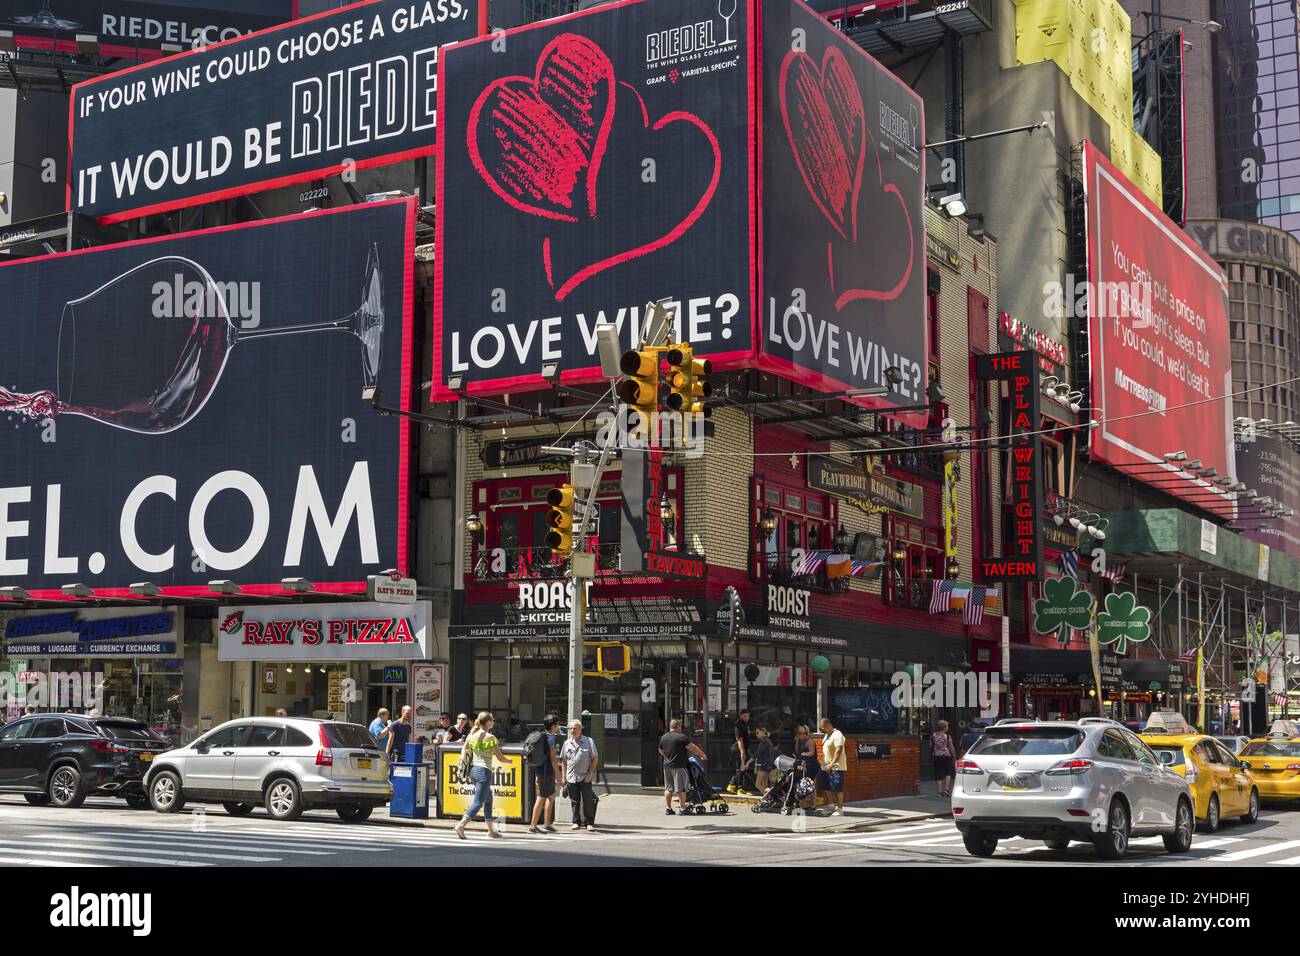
[0,713,171,809]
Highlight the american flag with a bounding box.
[963,586,986,625]
[791,550,829,575]
[1274,691,1290,708]
[1179,646,1198,661]
[1101,562,1127,583]
[930,579,955,614]
[850,560,883,578]
[1060,550,1079,580]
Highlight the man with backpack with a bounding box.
[526,714,562,834]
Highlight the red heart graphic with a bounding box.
[468,34,616,223]
[780,46,915,310]
[780,47,865,242]
[471,36,721,303]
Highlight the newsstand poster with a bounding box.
[761,0,926,425]
[434,0,755,397]
[0,198,414,598]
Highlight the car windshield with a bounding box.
[967,729,1084,756]
[324,723,378,749]
[1151,747,1186,767]
[96,722,157,741]
[1241,740,1300,757]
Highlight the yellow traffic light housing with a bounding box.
[545,483,575,558]
[666,346,712,415]
[617,348,660,434]
[582,642,632,678]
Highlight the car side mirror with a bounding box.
[1240,760,1250,771]
[195,741,209,754]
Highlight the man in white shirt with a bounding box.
[560,718,600,831]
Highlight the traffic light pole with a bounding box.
[565,432,617,724]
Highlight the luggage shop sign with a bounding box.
[216,601,430,660]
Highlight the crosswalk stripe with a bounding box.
[0,856,103,867]
[1210,839,1300,863]
[0,836,274,864]
[1269,854,1300,865]
[0,842,210,866]
[833,824,959,845]
[89,829,392,853]
[81,833,339,856]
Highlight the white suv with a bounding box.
[953,719,1194,859]
[144,717,392,822]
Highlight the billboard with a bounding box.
[434,0,754,397]
[761,0,925,421]
[1083,142,1232,512]
[0,198,415,597]
[1235,434,1300,559]
[3,606,182,658]
[69,0,484,222]
[0,1,296,57]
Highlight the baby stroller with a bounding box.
[682,756,730,815]
[751,755,816,814]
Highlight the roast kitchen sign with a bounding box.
[216,601,431,661]
[807,456,923,518]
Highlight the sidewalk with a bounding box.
[378,789,953,835]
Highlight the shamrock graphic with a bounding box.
[1032,577,1094,646]
[1095,591,1152,655]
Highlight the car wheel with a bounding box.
[1199,794,1221,833]
[24,793,50,806]
[222,802,256,817]
[1243,789,1260,825]
[962,832,998,857]
[48,765,87,809]
[1163,799,1194,854]
[149,770,185,813]
[124,790,150,810]
[1094,800,1130,860]
[337,805,372,823]
[264,777,304,821]
[1044,838,1071,851]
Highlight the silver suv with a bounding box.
[953,718,1194,859]
[144,717,392,822]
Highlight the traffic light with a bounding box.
[583,642,632,678]
[545,483,575,558]
[666,345,712,415]
[616,348,660,431]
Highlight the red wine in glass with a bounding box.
[0,244,384,435]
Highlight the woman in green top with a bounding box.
[456,711,507,839]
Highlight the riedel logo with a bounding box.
[879,101,919,158]
[50,886,152,937]
[644,1,738,68]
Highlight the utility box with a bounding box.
[390,762,430,819]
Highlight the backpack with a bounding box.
[524,730,551,767]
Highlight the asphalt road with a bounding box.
[1,795,1298,867]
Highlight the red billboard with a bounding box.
[1083,142,1232,512]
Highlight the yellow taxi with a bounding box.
[1238,721,1300,804]
[1141,729,1259,832]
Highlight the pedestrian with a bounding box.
[275,708,288,717]
[23,706,36,716]
[659,718,706,814]
[560,718,600,831]
[752,726,776,793]
[932,719,956,797]
[792,725,819,809]
[455,712,505,839]
[368,707,391,740]
[381,705,413,762]
[444,713,470,743]
[526,714,562,834]
[958,721,983,756]
[726,708,753,794]
[434,712,454,743]
[815,717,847,816]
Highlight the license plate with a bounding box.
[357,758,372,770]
[1001,785,1028,791]
[140,753,154,762]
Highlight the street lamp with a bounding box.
[759,508,778,535]
[465,512,484,539]
[833,523,851,553]
[946,557,961,579]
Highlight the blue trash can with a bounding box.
[390,763,430,819]
[404,742,425,765]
